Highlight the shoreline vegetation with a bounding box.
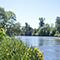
[15,36,60,40]
[0,28,44,60]
[0,7,60,37]
[0,7,60,60]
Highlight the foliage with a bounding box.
[22,22,33,36]
[54,34,60,37]
[0,23,3,28]
[0,28,6,41]
[0,7,23,36]
[0,36,44,60]
[0,7,60,37]
[49,28,57,36]
[55,16,60,33]
[37,24,50,36]
[32,28,37,36]
[0,7,16,29]
[53,16,60,37]
[39,17,45,28]
[6,22,22,36]
[0,7,8,29]
[54,31,60,37]
[5,11,17,36]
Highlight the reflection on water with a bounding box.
[38,39,60,46]
[15,36,60,60]
[38,39,44,46]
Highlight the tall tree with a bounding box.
[55,16,60,33]
[6,11,16,29]
[0,7,8,29]
[0,7,16,30]
[22,22,33,36]
[39,17,45,28]
[0,7,18,36]
[6,11,17,36]
[37,24,50,36]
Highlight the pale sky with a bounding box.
[0,0,60,28]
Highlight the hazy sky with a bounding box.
[0,0,60,28]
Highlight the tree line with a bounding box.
[0,7,60,37]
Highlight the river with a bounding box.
[15,36,60,60]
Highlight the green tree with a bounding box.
[39,17,45,28]
[0,7,18,36]
[6,11,16,29]
[13,22,21,35]
[37,24,50,36]
[49,28,57,36]
[0,7,16,30]
[0,7,8,29]
[6,22,21,36]
[22,22,33,36]
[54,30,60,37]
[6,11,17,36]
[32,28,37,36]
[55,16,60,33]
[25,22,29,27]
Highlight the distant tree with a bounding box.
[32,28,37,36]
[49,28,57,36]
[14,22,21,35]
[25,22,29,27]
[37,24,50,36]
[50,23,54,28]
[55,16,60,33]
[39,17,45,28]
[54,30,60,37]
[22,22,33,36]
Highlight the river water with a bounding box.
[15,36,60,60]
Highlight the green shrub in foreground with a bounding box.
[0,37,44,60]
[0,28,6,41]
[0,28,44,60]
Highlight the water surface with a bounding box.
[15,36,60,60]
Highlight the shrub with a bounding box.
[54,34,60,37]
[0,37,44,60]
[49,28,57,36]
[54,31,60,37]
[54,34,58,37]
[0,28,6,41]
[37,24,50,36]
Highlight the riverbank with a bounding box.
[15,36,60,40]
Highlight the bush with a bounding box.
[54,34,60,37]
[58,34,60,37]
[54,34,58,37]
[54,31,60,37]
[0,37,44,60]
[49,28,57,36]
[37,24,50,36]
[0,28,6,41]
